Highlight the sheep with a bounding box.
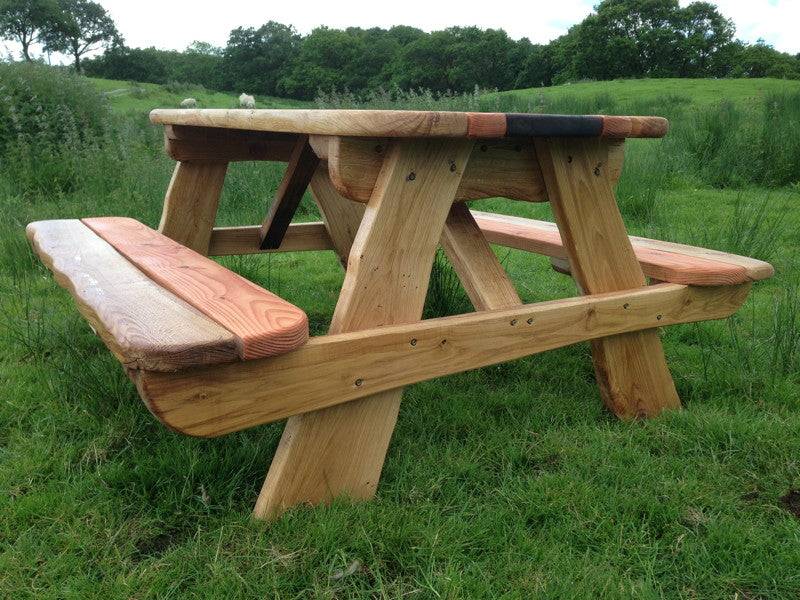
[239,93,256,109]
[179,97,197,108]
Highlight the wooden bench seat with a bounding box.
[26,218,308,372]
[472,211,774,287]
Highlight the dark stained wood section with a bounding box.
[259,136,320,249]
[505,113,604,137]
[82,217,309,360]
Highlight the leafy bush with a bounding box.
[0,62,113,196]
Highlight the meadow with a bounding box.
[1,64,799,598]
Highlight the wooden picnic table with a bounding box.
[27,109,773,520]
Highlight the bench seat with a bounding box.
[472,211,774,286]
[27,218,308,372]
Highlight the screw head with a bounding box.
[355,378,363,386]
[510,319,518,326]
[656,314,663,320]
[526,318,533,325]
[410,338,417,346]
[623,303,630,309]
[449,162,457,172]
[407,172,416,181]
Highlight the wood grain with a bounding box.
[321,136,625,203]
[158,161,228,254]
[209,222,333,256]
[134,282,751,436]
[252,137,474,519]
[26,220,241,371]
[440,203,521,311]
[601,116,669,138]
[82,217,308,360]
[259,136,320,249]
[151,109,670,140]
[535,136,680,418]
[309,164,365,265]
[473,211,773,286]
[165,125,298,162]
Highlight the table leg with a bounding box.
[441,202,521,311]
[534,137,680,419]
[253,138,474,519]
[158,161,228,254]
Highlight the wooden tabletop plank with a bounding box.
[26,219,241,371]
[150,109,669,139]
[82,217,309,360]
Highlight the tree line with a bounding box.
[3,0,799,100]
[0,0,119,71]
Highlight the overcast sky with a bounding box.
[4,0,799,63]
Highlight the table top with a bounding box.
[149,109,669,140]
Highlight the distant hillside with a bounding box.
[488,78,800,111]
[89,78,309,113]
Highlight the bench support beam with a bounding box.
[134,282,750,437]
[535,137,681,418]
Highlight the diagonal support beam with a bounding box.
[259,136,320,249]
[441,202,521,311]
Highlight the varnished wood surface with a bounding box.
[134,282,751,437]
[473,211,774,286]
[26,220,241,371]
[535,137,680,418]
[151,109,669,139]
[82,217,308,360]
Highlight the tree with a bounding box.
[221,22,300,95]
[0,0,62,60]
[45,0,120,72]
[677,2,735,76]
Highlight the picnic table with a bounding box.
[27,108,773,520]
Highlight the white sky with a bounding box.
[4,0,798,64]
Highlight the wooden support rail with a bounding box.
[134,282,750,437]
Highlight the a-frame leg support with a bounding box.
[534,137,681,419]
[253,138,474,520]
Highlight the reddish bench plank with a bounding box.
[83,217,308,360]
[472,211,773,286]
[26,219,241,371]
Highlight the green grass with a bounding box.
[89,77,310,114]
[1,74,799,598]
[487,77,800,111]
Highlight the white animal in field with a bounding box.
[239,93,256,108]
[179,97,197,108]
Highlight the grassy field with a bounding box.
[1,70,799,598]
[89,77,310,113]
[487,77,800,110]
